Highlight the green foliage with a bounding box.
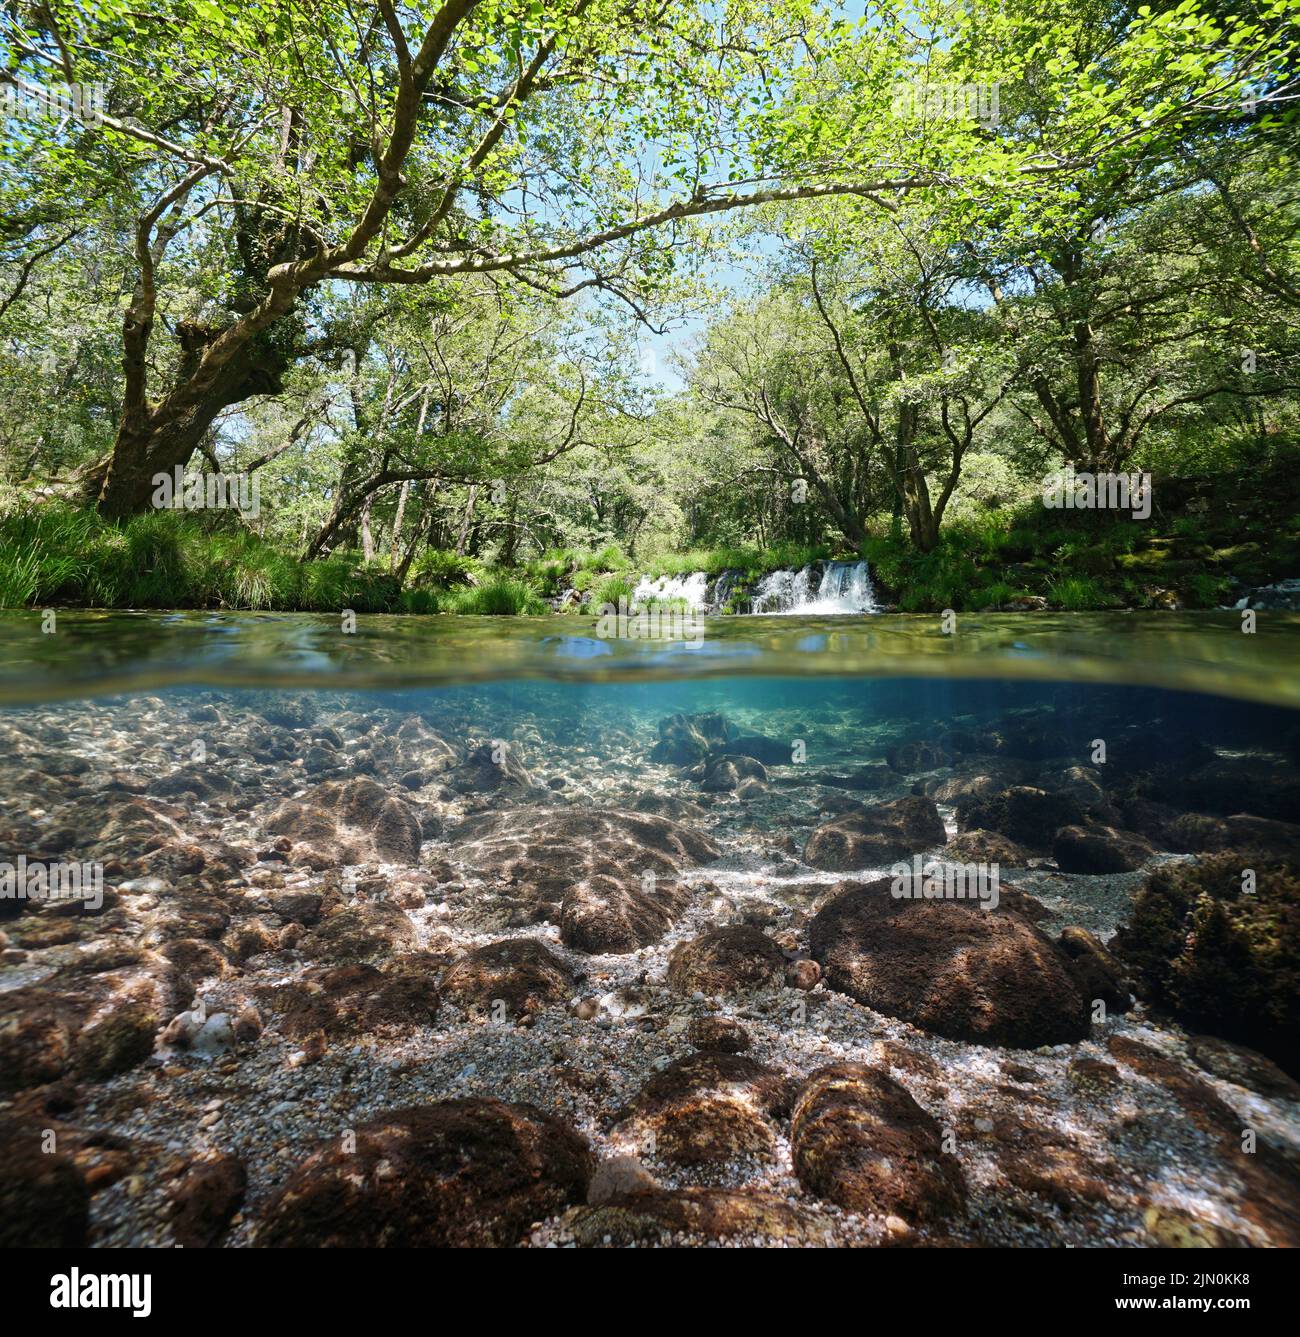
[590,573,636,607]
[0,502,399,611]
[644,542,831,580]
[440,575,547,615]
[1046,575,1110,610]
[409,550,479,590]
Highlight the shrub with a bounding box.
[409,549,478,590]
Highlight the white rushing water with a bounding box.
[751,560,876,614]
[625,560,876,614]
[629,570,711,609]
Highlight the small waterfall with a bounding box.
[709,569,740,611]
[629,571,710,609]
[751,560,876,614]
[623,560,876,614]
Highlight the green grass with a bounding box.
[0,502,402,612]
[591,572,637,607]
[439,574,547,615]
[1045,574,1110,610]
[643,541,832,580]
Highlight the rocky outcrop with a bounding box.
[262,777,424,866]
[1115,855,1300,1074]
[610,1052,795,1170]
[956,786,1084,852]
[1053,822,1155,873]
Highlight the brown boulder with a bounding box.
[441,938,573,1020]
[170,1151,246,1248]
[956,786,1084,852]
[666,925,785,995]
[570,1187,827,1245]
[1053,822,1154,873]
[808,879,1090,1047]
[455,807,719,953]
[0,1120,89,1247]
[258,1100,592,1247]
[611,1052,794,1169]
[943,828,1032,865]
[804,796,946,871]
[791,1063,965,1224]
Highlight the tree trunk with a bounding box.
[454,484,478,555]
[84,321,291,516]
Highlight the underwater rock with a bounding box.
[256,695,316,730]
[790,1062,966,1224]
[1107,1036,1300,1247]
[262,777,423,866]
[956,785,1085,852]
[687,1015,752,1053]
[943,828,1032,865]
[0,1119,89,1247]
[803,795,946,870]
[441,937,573,1020]
[629,792,708,822]
[1187,1035,1300,1102]
[0,967,169,1091]
[1052,822,1155,873]
[569,1187,827,1246]
[265,890,323,926]
[808,879,1090,1046]
[1142,1207,1251,1249]
[1143,755,1300,823]
[611,1052,794,1170]
[392,714,460,772]
[886,740,946,771]
[1115,855,1300,1074]
[0,990,81,1092]
[76,794,189,871]
[169,1151,247,1248]
[71,1001,159,1079]
[587,1154,658,1205]
[297,901,418,964]
[445,740,534,796]
[648,711,733,765]
[694,753,768,793]
[666,925,786,995]
[158,938,236,1002]
[785,957,822,990]
[454,807,720,953]
[257,1100,593,1247]
[1122,802,1300,856]
[257,957,441,1040]
[1056,926,1133,1014]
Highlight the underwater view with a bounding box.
[6,0,1300,1294]
[1,611,1297,1257]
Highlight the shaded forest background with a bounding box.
[2,0,1300,611]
